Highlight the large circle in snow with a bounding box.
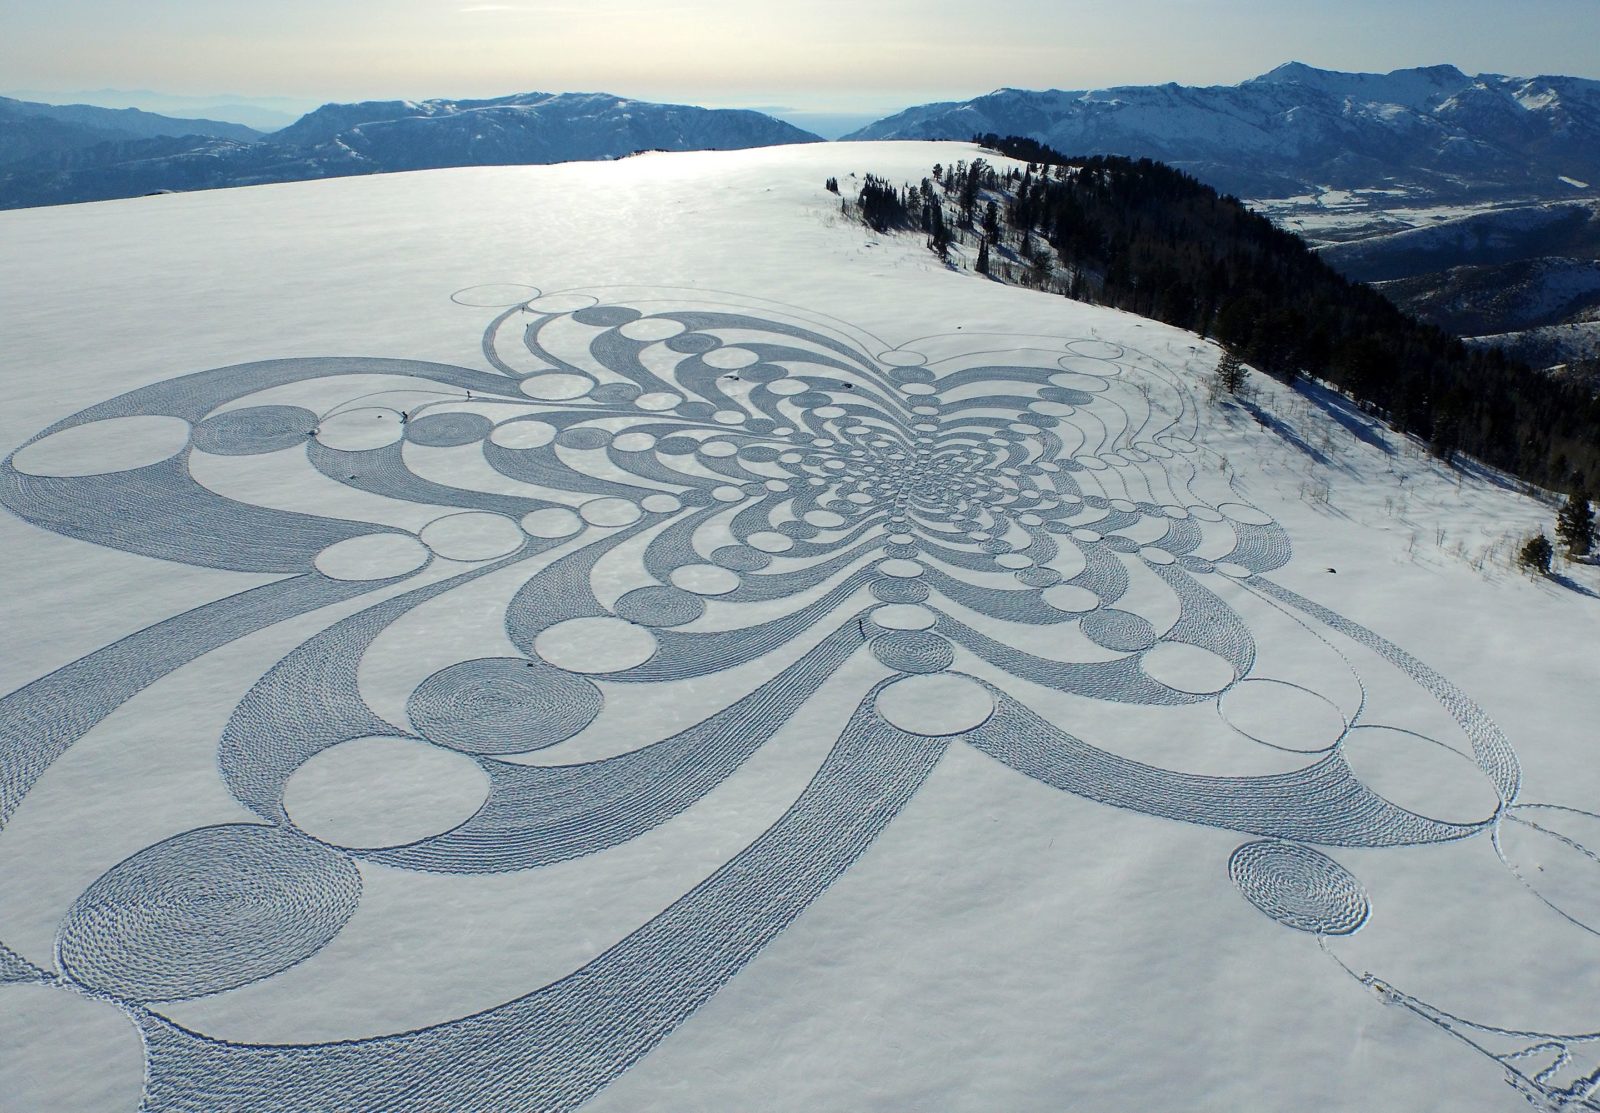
[56,824,362,1001]
[12,416,191,476]
[285,736,490,850]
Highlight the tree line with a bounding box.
[839,135,1600,494]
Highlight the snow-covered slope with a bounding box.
[1375,256,1600,335]
[1466,318,1600,369]
[1294,198,1600,363]
[2,143,1598,1113]
[846,64,1600,202]
[1317,199,1600,283]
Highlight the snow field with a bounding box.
[1,143,1598,1112]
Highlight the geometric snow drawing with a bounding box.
[2,285,1597,1109]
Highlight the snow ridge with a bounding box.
[846,63,1600,202]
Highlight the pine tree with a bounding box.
[976,237,991,275]
[927,204,951,258]
[959,160,984,225]
[1556,487,1595,557]
[856,175,910,232]
[983,199,1001,243]
[1429,411,1459,464]
[1030,247,1053,289]
[1518,533,1554,575]
[1214,347,1246,396]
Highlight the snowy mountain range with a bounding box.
[0,92,820,209]
[843,63,1600,360]
[3,88,311,132]
[6,66,1600,358]
[0,95,262,166]
[7,65,1599,211]
[845,63,1600,202]
[267,92,821,167]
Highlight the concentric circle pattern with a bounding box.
[55,825,361,1001]
[193,406,316,455]
[0,285,1534,1110]
[1228,839,1370,935]
[409,658,602,753]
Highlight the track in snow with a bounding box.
[3,285,1595,1110]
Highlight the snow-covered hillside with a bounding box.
[1316,200,1600,283]
[1,142,1598,1113]
[845,64,1600,203]
[1376,256,1600,334]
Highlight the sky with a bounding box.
[6,0,1600,126]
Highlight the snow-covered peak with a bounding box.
[2,91,824,207]
[1249,61,1472,108]
[271,91,819,153]
[845,64,1600,202]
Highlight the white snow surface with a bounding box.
[2,142,1599,1113]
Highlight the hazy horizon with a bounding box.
[6,0,1599,133]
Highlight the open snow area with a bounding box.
[2,141,1599,1113]
[1467,319,1600,368]
[1250,191,1547,248]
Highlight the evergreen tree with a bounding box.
[1019,233,1051,287]
[1518,533,1554,575]
[1429,411,1460,464]
[843,136,1600,490]
[976,237,991,276]
[962,134,1600,490]
[958,160,985,225]
[1214,347,1247,396]
[855,175,911,232]
[983,199,1001,242]
[1556,487,1595,557]
[927,204,951,258]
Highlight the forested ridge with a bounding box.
[841,135,1600,492]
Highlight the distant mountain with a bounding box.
[845,63,1600,202]
[0,95,262,166]
[1316,199,1600,282]
[5,89,310,132]
[0,92,821,209]
[1306,199,1600,364]
[1376,256,1600,337]
[271,92,821,168]
[1464,315,1600,371]
[0,135,357,205]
